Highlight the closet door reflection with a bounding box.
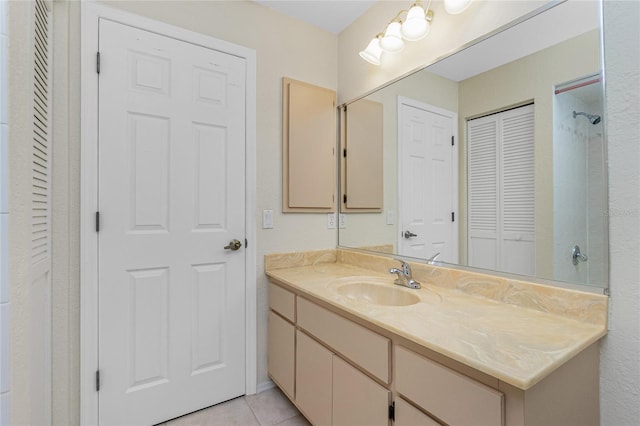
[467,104,535,276]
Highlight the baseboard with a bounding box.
[256,380,275,394]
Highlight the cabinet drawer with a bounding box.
[269,282,295,322]
[267,312,295,398]
[297,297,390,383]
[395,346,504,426]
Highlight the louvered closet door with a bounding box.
[30,0,52,424]
[467,116,499,270]
[467,104,535,275]
[499,105,535,275]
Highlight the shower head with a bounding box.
[573,110,601,125]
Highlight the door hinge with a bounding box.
[343,105,347,112]
[96,211,100,232]
[452,212,455,222]
[388,402,395,421]
[343,194,347,204]
[451,135,455,146]
[96,370,100,392]
[96,52,101,74]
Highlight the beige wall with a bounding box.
[457,30,600,278]
[8,1,41,425]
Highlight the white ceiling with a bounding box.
[253,0,377,34]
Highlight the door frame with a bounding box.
[396,96,459,261]
[80,3,257,424]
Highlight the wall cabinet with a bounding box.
[267,280,599,426]
[282,77,336,213]
[340,99,384,212]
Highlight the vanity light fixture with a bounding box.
[359,0,472,66]
[402,3,433,41]
[380,20,405,53]
[359,34,384,65]
[443,0,472,15]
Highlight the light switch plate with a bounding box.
[338,214,346,229]
[262,209,274,229]
[327,213,337,229]
[387,210,394,225]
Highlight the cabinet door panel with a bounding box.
[267,312,294,398]
[282,77,336,212]
[333,356,389,426]
[394,397,442,426]
[296,330,332,426]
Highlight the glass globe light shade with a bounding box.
[444,0,472,15]
[401,5,430,41]
[379,21,404,53]
[359,37,382,65]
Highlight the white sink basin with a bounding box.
[336,282,421,307]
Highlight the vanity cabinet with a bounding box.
[267,280,599,426]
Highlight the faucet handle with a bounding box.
[398,260,411,275]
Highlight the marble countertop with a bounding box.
[266,261,607,390]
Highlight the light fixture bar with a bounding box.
[360,0,471,66]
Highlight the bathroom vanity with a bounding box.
[266,249,607,426]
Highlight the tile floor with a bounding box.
[158,386,310,426]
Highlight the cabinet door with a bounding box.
[394,397,441,426]
[333,356,390,426]
[282,77,336,212]
[267,312,295,398]
[296,330,333,426]
[341,98,383,212]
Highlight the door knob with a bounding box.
[404,230,417,239]
[224,239,243,251]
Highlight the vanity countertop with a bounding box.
[265,257,607,391]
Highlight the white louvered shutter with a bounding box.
[467,117,498,270]
[500,105,535,275]
[29,0,53,423]
[467,104,535,274]
[32,0,51,268]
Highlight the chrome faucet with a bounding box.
[389,260,421,289]
[427,252,441,265]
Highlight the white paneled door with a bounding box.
[398,98,457,263]
[98,19,246,425]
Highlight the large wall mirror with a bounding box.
[338,0,608,290]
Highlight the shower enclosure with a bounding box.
[553,75,606,286]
